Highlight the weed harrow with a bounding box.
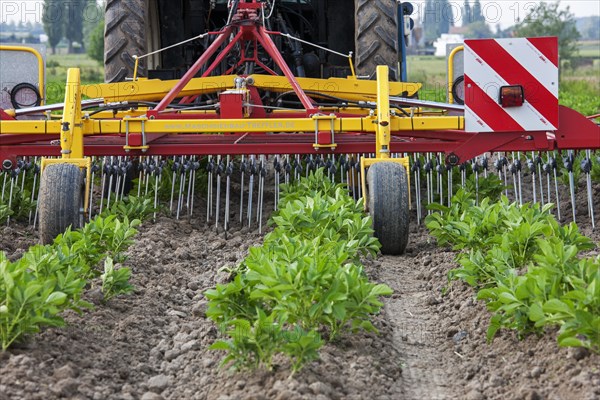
[0,0,599,254]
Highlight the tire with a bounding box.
[367,162,409,255]
[104,0,147,83]
[38,164,84,244]
[355,0,399,80]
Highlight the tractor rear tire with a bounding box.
[355,0,399,80]
[104,0,147,83]
[367,162,409,255]
[38,164,84,244]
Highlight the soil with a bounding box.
[0,176,599,400]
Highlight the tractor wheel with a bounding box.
[367,162,409,255]
[104,0,147,83]
[38,164,84,244]
[355,0,399,80]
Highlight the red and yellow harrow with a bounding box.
[1,0,599,253]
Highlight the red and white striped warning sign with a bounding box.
[464,37,559,133]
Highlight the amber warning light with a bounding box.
[498,85,525,108]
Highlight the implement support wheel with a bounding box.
[39,164,84,244]
[367,162,409,255]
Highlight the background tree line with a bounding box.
[422,0,592,61]
[42,0,104,59]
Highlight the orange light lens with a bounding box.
[499,85,525,107]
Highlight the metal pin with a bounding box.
[225,157,232,231]
[564,151,576,222]
[582,150,595,229]
[240,156,246,223]
[215,156,223,227]
[248,156,256,227]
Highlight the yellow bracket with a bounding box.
[360,65,411,210]
[60,68,84,159]
[40,158,91,219]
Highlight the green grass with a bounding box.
[45,53,104,105]
[577,41,600,58]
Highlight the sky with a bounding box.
[0,0,599,29]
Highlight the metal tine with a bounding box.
[7,167,18,226]
[186,157,195,214]
[274,156,281,210]
[256,155,264,223]
[177,157,190,220]
[215,155,223,226]
[550,153,561,220]
[515,152,523,205]
[284,155,291,185]
[88,160,98,221]
[247,155,256,227]
[190,157,200,217]
[535,152,545,205]
[170,157,180,215]
[239,155,246,223]
[328,155,337,184]
[206,155,214,222]
[581,150,595,229]
[295,155,302,183]
[481,155,489,178]
[357,154,363,199]
[98,157,107,214]
[28,159,40,224]
[526,156,537,204]
[564,150,577,222]
[424,153,432,213]
[144,158,153,197]
[225,157,233,231]
[153,159,164,222]
[435,155,443,206]
[258,156,266,233]
[1,167,8,203]
[447,163,452,207]
[137,156,145,197]
[349,156,356,200]
[411,154,422,223]
[459,161,467,188]
[472,157,480,205]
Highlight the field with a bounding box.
[0,42,599,400]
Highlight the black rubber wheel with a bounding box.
[355,0,399,80]
[104,0,147,83]
[38,164,84,244]
[367,162,409,255]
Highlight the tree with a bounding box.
[514,1,580,60]
[423,0,453,43]
[472,0,484,23]
[43,0,64,54]
[87,17,105,63]
[463,20,492,39]
[65,0,85,53]
[463,1,471,24]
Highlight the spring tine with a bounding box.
[248,156,256,227]
[99,158,107,214]
[190,159,199,217]
[206,156,213,222]
[446,165,451,206]
[256,156,263,223]
[107,170,114,210]
[547,155,559,219]
[349,157,356,200]
[153,163,162,222]
[137,157,144,197]
[258,159,266,234]
[412,154,422,224]
[424,154,431,212]
[87,162,96,221]
[7,173,15,226]
[526,156,536,204]
[473,158,480,205]
[215,156,223,227]
[535,153,545,205]
[274,156,280,210]
[240,156,246,223]
[564,151,576,222]
[357,154,363,199]
[170,160,179,215]
[582,150,595,229]
[186,159,194,213]
[225,157,233,231]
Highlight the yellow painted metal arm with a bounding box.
[82,74,421,104]
[60,68,84,159]
[376,65,391,159]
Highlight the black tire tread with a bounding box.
[38,164,83,244]
[367,162,409,255]
[355,0,399,80]
[104,0,147,83]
